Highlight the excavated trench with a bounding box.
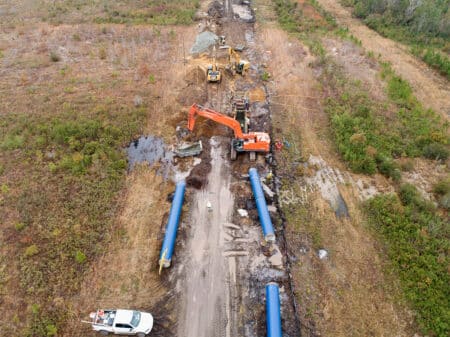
[172,1,301,336]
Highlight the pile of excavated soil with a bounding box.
[186,136,212,189]
[177,66,208,106]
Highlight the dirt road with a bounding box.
[177,138,234,337]
[315,0,450,118]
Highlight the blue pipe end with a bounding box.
[159,180,186,268]
[249,168,275,242]
[266,282,282,337]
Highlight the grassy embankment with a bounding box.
[340,0,450,79]
[273,1,449,336]
[0,2,198,335]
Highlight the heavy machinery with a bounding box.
[207,46,221,83]
[232,91,250,133]
[228,47,250,76]
[187,103,270,160]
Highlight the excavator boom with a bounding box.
[188,104,244,139]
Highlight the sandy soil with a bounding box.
[315,0,450,119]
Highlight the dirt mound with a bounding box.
[185,66,207,84]
[177,66,208,106]
[208,1,224,18]
[186,137,212,189]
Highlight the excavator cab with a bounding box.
[236,61,250,75]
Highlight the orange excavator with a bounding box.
[188,103,270,161]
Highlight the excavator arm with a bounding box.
[188,104,244,139]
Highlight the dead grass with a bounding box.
[0,20,197,335]
[62,167,173,337]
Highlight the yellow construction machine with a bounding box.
[228,47,250,76]
[207,47,222,83]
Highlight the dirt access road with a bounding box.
[315,0,450,119]
[177,138,234,337]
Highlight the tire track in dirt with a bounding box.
[315,0,450,119]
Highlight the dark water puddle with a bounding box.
[334,192,350,218]
[127,135,174,178]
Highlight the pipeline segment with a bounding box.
[266,282,283,337]
[159,180,186,270]
[249,168,275,242]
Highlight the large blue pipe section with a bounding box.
[159,180,186,268]
[266,282,283,337]
[249,168,275,242]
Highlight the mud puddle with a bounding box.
[127,135,203,183]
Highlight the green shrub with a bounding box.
[15,222,27,231]
[433,179,450,196]
[398,183,420,205]
[376,156,401,181]
[74,250,86,264]
[24,245,39,257]
[261,71,271,81]
[365,194,450,337]
[50,52,60,62]
[1,134,24,150]
[439,192,450,210]
[423,143,449,161]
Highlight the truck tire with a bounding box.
[230,146,237,161]
[249,151,256,161]
[137,333,146,337]
[99,331,109,336]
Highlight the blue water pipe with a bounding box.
[266,282,283,337]
[249,168,275,242]
[159,180,186,270]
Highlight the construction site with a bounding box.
[0,0,449,337]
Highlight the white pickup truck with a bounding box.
[89,309,153,336]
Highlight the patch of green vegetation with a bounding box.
[341,0,450,78]
[1,100,146,334]
[95,0,200,25]
[74,250,87,264]
[433,178,450,210]
[261,70,271,81]
[274,0,336,34]
[0,134,25,150]
[365,189,450,337]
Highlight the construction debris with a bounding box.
[237,209,249,217]
[173,141,203,158]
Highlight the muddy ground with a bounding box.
[2,0,448,336]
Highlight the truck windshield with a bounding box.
[130,311,141,327]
